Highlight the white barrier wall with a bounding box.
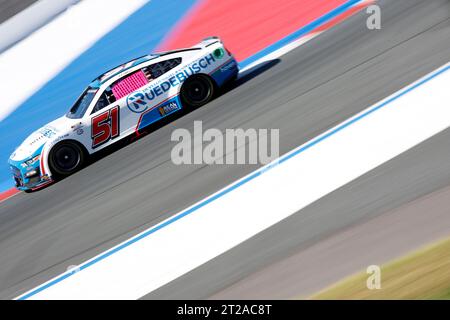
[0,0,148,122]
[0,0,80,53]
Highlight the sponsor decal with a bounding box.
[38,126,57,139]
[127,93,148,113]
[47,133,69,148]
[71,122,84,135]
[29,126,58,146]
[213,48,225,59]
[159,101,179,116]
[21,155,41,168]
[127,54,216,113]
[220,60,237,72]
[29,136,45,146]
[54,133,69,143]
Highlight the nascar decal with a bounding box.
[127,54,217,114]
[91,106,120,148]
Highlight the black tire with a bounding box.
[49,141,85,177]
[180,74,215,108]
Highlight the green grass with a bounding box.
[435,288,450,300]
[310,237,450,300]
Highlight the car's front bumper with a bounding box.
[8,157,52,191]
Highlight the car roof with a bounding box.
[89,54,159,88]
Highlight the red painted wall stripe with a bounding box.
[159,0,348,61]
[0,188,19,203]
[315,1,373,33]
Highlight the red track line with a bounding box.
[0,188,20,203]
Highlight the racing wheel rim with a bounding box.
[52,144,81,173]
[181,75,214,107]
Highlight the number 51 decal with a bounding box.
[91,106,120,148]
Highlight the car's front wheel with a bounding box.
[49,141,85,177]
[180,74,215,108]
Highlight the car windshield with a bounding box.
[66,88,98,119]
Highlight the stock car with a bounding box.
[8,37,239,192]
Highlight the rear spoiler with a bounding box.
[156,37,223,57]
[194,36,222,48]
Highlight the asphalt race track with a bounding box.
[0,0,449,299]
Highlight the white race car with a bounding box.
[8,37,238,192]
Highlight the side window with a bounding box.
[91,58,183,113]
[143,58,182,80]
[91,88,116,114]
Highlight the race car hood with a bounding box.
[9,116,71,162]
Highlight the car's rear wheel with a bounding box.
[180,74,215,108]
[49,141,85,177]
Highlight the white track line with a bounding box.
[0,0,148,122]
[17,62,450,299]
